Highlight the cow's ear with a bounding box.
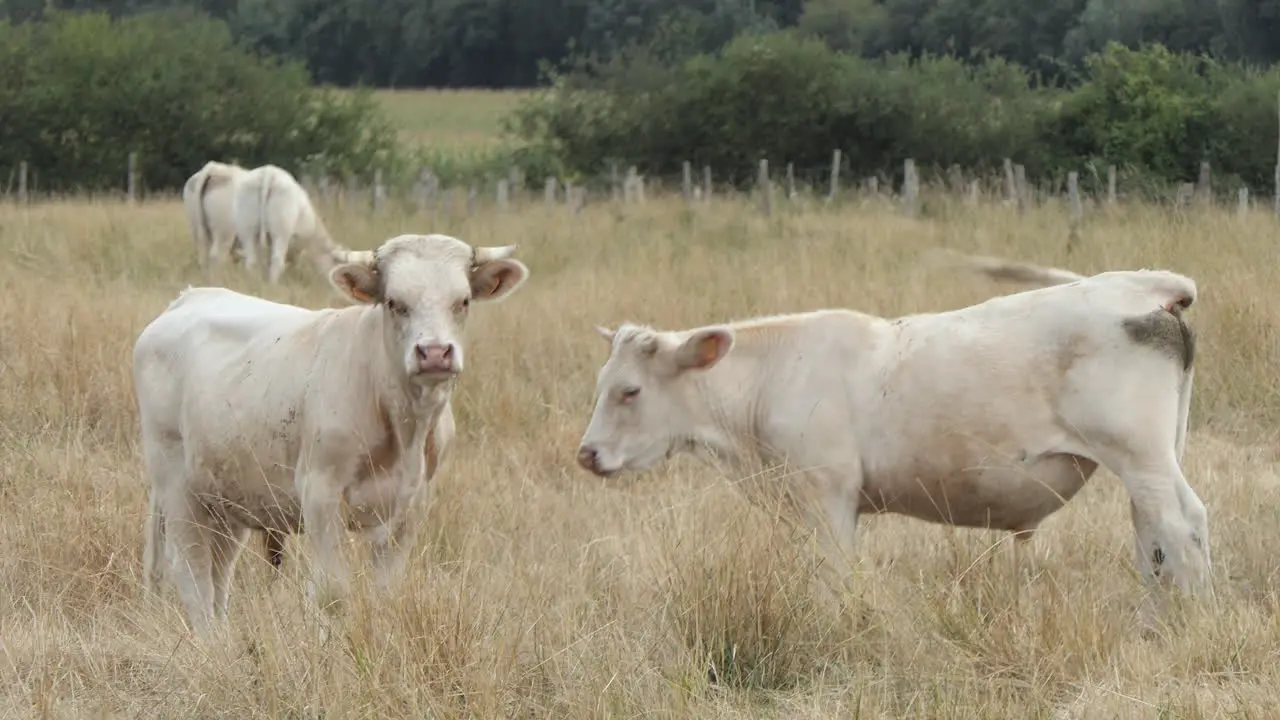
[470,258,529,303]
[330,262,382,305]
[673,326,734,371]
[594,325,616,344]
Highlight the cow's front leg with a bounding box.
[368,410,453,590]
[803,466,863,600]
[366,487,427,591]
[297,468,351,616]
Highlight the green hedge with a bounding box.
[0,9,402,193]
[508,34,1280,194]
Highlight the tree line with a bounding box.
[4,3,1280,195]
[3,0,1279,89]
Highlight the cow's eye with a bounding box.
[454,297,470,314]
[385,299,408,316]
[620,386,640,403]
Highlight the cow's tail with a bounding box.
[142,488,166,594]
[931,249,1087,289]
[192,168,216,269]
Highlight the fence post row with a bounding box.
[4,152,1270,219]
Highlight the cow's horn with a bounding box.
[332,249,376,265]
[473,245,518,264]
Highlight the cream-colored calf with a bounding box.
[577,267,1211,623]
[134,234,530,635]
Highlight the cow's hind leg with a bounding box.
[1108,452,1212,624]
[209,521,250,622]
[266,233,290,285]
[206,231,241,284]
[141,433,185,595]
[164,498,221,634]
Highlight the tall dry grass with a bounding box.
[1,192,1279,718]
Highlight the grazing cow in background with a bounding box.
[232,164,347,284]
[182,161,249,277]
[134,234,530,634]
[576,266,1212,626]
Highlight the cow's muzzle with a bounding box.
[414,342,458,376]
[576,444,617,477]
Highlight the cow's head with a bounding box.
[576,322,734,477]
[329,234,528,382]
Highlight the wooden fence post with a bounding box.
[682,161,693,205]
[902,159,919,217]
[1067,171,1082,245]
[948,164,964,195]
[702,166,712,203]
[786,162,795,200]
[1275,91,1280,216]
[544,176,557,207]
[127,151,138,203]
[1107,165,1117,205]
[508,167,524,205]
[1003,158,1016,205]
[625,166,638,204]
[1196,161,1212,206]
[372,169,385,213]
[17,161,28,205]
[1014,164,1028,214]
[497,179,509,211]
[758,159,773,217]
[828,149,841,201]
[1238,187,1250,220]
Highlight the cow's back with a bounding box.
[134,287,324,443]
[134,288,364,529]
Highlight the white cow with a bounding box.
[182,161,249,276]
[576,266,1212,623]
[232,164,345,284]
[134,233,530,634]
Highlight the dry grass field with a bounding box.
[2,191,1280,719]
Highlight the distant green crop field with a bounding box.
[362,88,534,151]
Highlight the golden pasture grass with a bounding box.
[1,190,1279,718]
[362,88,532,150]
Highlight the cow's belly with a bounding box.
[860,452,1099,532]
[188,447,303,533]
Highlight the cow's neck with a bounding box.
[685,327,783,470]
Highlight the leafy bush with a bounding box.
[508,33,1060,186]
[0,9,402,193]
[507,36,1280,194]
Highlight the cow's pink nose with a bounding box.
[577,445,598,472]
[414,343,456,374]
